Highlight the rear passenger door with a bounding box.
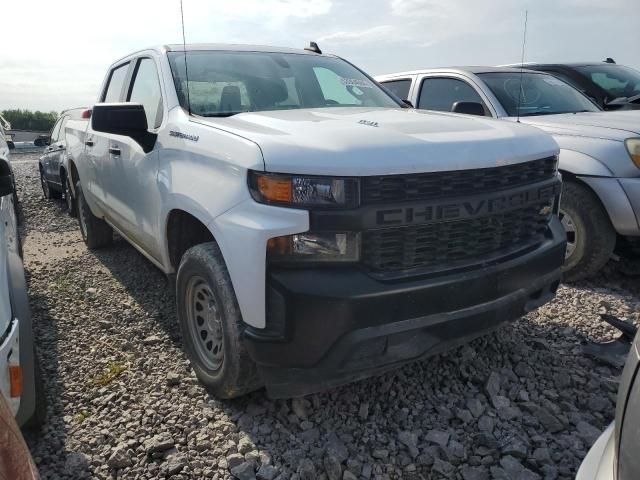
[416,76,492,116]
[49,115,70,186]
[101,56,165,260]
[42,118,61,180]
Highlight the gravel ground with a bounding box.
[13,151,640,480]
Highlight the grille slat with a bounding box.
[362,202,550,274]
[361,157,557,205]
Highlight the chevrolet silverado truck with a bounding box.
[378,67,640,281]
[66,44,565,398]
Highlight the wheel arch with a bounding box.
[165,208,217,272]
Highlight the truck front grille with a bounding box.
[361,157,557,204]
[361,201,551,274]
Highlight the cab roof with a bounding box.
[164,43,323,55]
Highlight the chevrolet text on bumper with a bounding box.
[68,43,564,398]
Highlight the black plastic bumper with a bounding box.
[245,218,566,398]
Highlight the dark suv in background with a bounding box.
[520,60,640,111]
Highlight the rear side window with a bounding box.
[57,116,69,142]
[128,58,163,128]
[382,79,411,100]
[418,77,487,113]
[103,63,130,102]
[50,117,63,141]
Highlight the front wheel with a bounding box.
[559,181,616,282]
[176,242,261,399]
[76,181,113,249]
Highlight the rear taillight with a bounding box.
[81,109,92,119]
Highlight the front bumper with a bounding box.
[245,217,566,398]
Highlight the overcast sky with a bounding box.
[1,0,638,112]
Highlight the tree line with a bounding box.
[1,109,58,132]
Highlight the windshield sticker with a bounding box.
[340,77,374,89]
[542,77,566,86]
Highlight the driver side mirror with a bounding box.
[451,101,486,116]
[0,160,15,197]
[91,103,157,153]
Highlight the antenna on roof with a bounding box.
[180,0,192,116]
[516,10,528,123]
[604,57,616,64]
[304,42,322,54]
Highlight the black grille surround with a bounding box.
[306,157,560,277]
[361,156,558,205]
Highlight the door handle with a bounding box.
[85,140,94,147]
[109,147,121,156]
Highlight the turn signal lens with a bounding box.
[249,171,359,209]
[626,138,640,168]
[256,175,292,203]
[9,365,22,398]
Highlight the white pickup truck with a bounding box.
[66,44,565,398]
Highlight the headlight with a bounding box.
[626,138,640,168]
[248,171,359,209]
[267,232,360,263]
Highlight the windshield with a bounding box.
[168,51,401,117]
[478,72,600,117]
[575,64,640,101]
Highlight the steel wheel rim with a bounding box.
[185,276,224,372]
[559,209,577,260]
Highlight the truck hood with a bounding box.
[199,107,558,176]
[514,111,640,142]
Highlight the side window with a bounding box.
[128,58,163,128]
[50,118,63,142]
[57,116,69,142]
[418,78,487,113]
[102,63,130,103]
[382,79,411,100]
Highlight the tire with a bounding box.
[39,168,61,199]
[75,181,113,249]
[176,242,261,399]
[559,181,616,282]
[63,173,77,217]
[23,354,47,430]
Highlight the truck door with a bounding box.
[86,62,131,208]
[49,115,69,186]
[42,117,63,183]
[101,56,164,260]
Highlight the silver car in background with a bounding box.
[377,67,640,281]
